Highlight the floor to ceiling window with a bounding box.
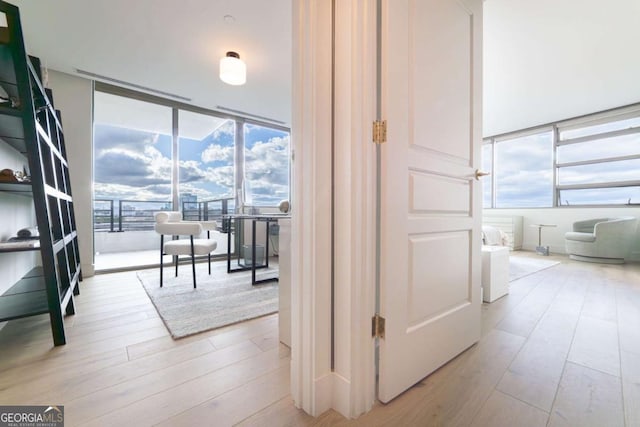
[93,92,173,203]
[494,130,553,208]
[482,103,640,209]
[93,92,173,269]
[556,113,640,205]
[243,123,290,207]
[92,87,291,271]
[178,111,236,217]
[481,143,493,208]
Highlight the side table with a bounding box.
[530,224,556,256]
[481,246,509,302]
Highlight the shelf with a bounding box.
[0,135,26,153]
[0,44,16,83]
[0,2,82,346]
[0,244,40,253]
[0,79,17,88]
[0,270,48,322]
[0,27,9,44]
[24,266,43,277]
[0,79,19,100]
[0,111,24,139]
[4,273,44,294]
[0,104,22,117]
[0,181,32,195]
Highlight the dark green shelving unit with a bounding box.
[0,1,81,346]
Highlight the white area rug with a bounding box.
[137,262,278,339]
[509,256,560,282]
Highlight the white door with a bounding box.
[378,0,483,402]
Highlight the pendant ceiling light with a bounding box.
[219,51,246,86]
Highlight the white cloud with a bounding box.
[201,144,234,163]
[204,165,235,188]
[93,182,171,201]
[211,121,235,140]
[179,183,234,201]
[95,122,291,206]
[244,136,290,205]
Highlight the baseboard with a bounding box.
[81,262,95,278]
[569,254,625,264]
[313,373,334,417]
[521,244,565,255]
[331,372,352,419]
[312,372,355,419]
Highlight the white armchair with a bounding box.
[154,212,218,288]
[564,217,637,264]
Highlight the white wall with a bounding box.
[485,208,640,261]
[484,0,640,136]
[47,70,95,276]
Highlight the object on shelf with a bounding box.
[278,199,290,213]
[0,168,29,182]
[0,168,17,182]
[0,84,19,108]
[16,226,38,238]
[4,226,39,245]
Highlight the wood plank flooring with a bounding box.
[0,253,638,426]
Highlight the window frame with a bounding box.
[483,102,640,209]
[94,82,291,211]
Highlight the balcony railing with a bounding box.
[93,198,234,232]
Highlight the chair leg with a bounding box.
[160,235,164,288]
[208,230,211,275]
[191,236,196,288]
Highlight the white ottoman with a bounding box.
[481,246,509,302]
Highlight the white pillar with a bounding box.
[291,0,378,418]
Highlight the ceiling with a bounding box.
[10,0,292,126]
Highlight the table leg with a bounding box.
[538,227,542,246]
[226,217,232,273]
[265,220,270,268]
[252,219,257,285]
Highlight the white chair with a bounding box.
[154,212,218,288]
[564,217,637,264]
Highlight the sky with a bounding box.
[93,97,637,210]
[483,118,640,207]
[93,121,290,208]
[493,132,553,208]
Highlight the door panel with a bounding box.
[412,0,472,160]
[408,231,470,324]
[409,172,471,213]
[378,0,482,403]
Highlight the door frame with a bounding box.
[291,0,378,419]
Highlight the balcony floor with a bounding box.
[95,250,171,272]
[95,249,244,273]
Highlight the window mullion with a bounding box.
[235,119,245,212]
[552,125,559,207]
[492,138,498,208]
[172,107,179,210]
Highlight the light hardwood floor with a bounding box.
[0,253,638,426]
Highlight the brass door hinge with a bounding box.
[373,120,387,144]
[372,314,386,339]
